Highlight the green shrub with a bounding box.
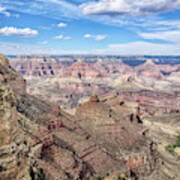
[165,145,174,154]
[165,132,180,155]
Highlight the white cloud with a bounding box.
[55,34,71,40]
[0,7,10,17]
[0,41,90,55]
[64,36,71,40]
[1,41,180,55]
[131,18,180,31]
[39,41,48,45]
[0,27,38,36]
[0,0,82,20]
[55,35,64,39]
[84,34,92,38]
[95,35,107,40]
[81,0,180,16]
[139,30,180,43]
[57,22,67,28]
[94,41,180,55]
[84,33,107,40]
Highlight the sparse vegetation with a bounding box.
[165,132,180,155]
[165,145,175,154]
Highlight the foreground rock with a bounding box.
[0,55,42,180]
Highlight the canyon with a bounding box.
[10,55,180,114]
[0,55,179,179]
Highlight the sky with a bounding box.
[0,0,180,55]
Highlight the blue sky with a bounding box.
[0,0,180,55]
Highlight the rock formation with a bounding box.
[63,60,106,79]
[75,94,160,179]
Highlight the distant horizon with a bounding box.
[6,54,180,57]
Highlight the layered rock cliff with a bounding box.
[0,55,47,180]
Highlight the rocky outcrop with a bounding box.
[75,94,160,179]
[0,55,26,95]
